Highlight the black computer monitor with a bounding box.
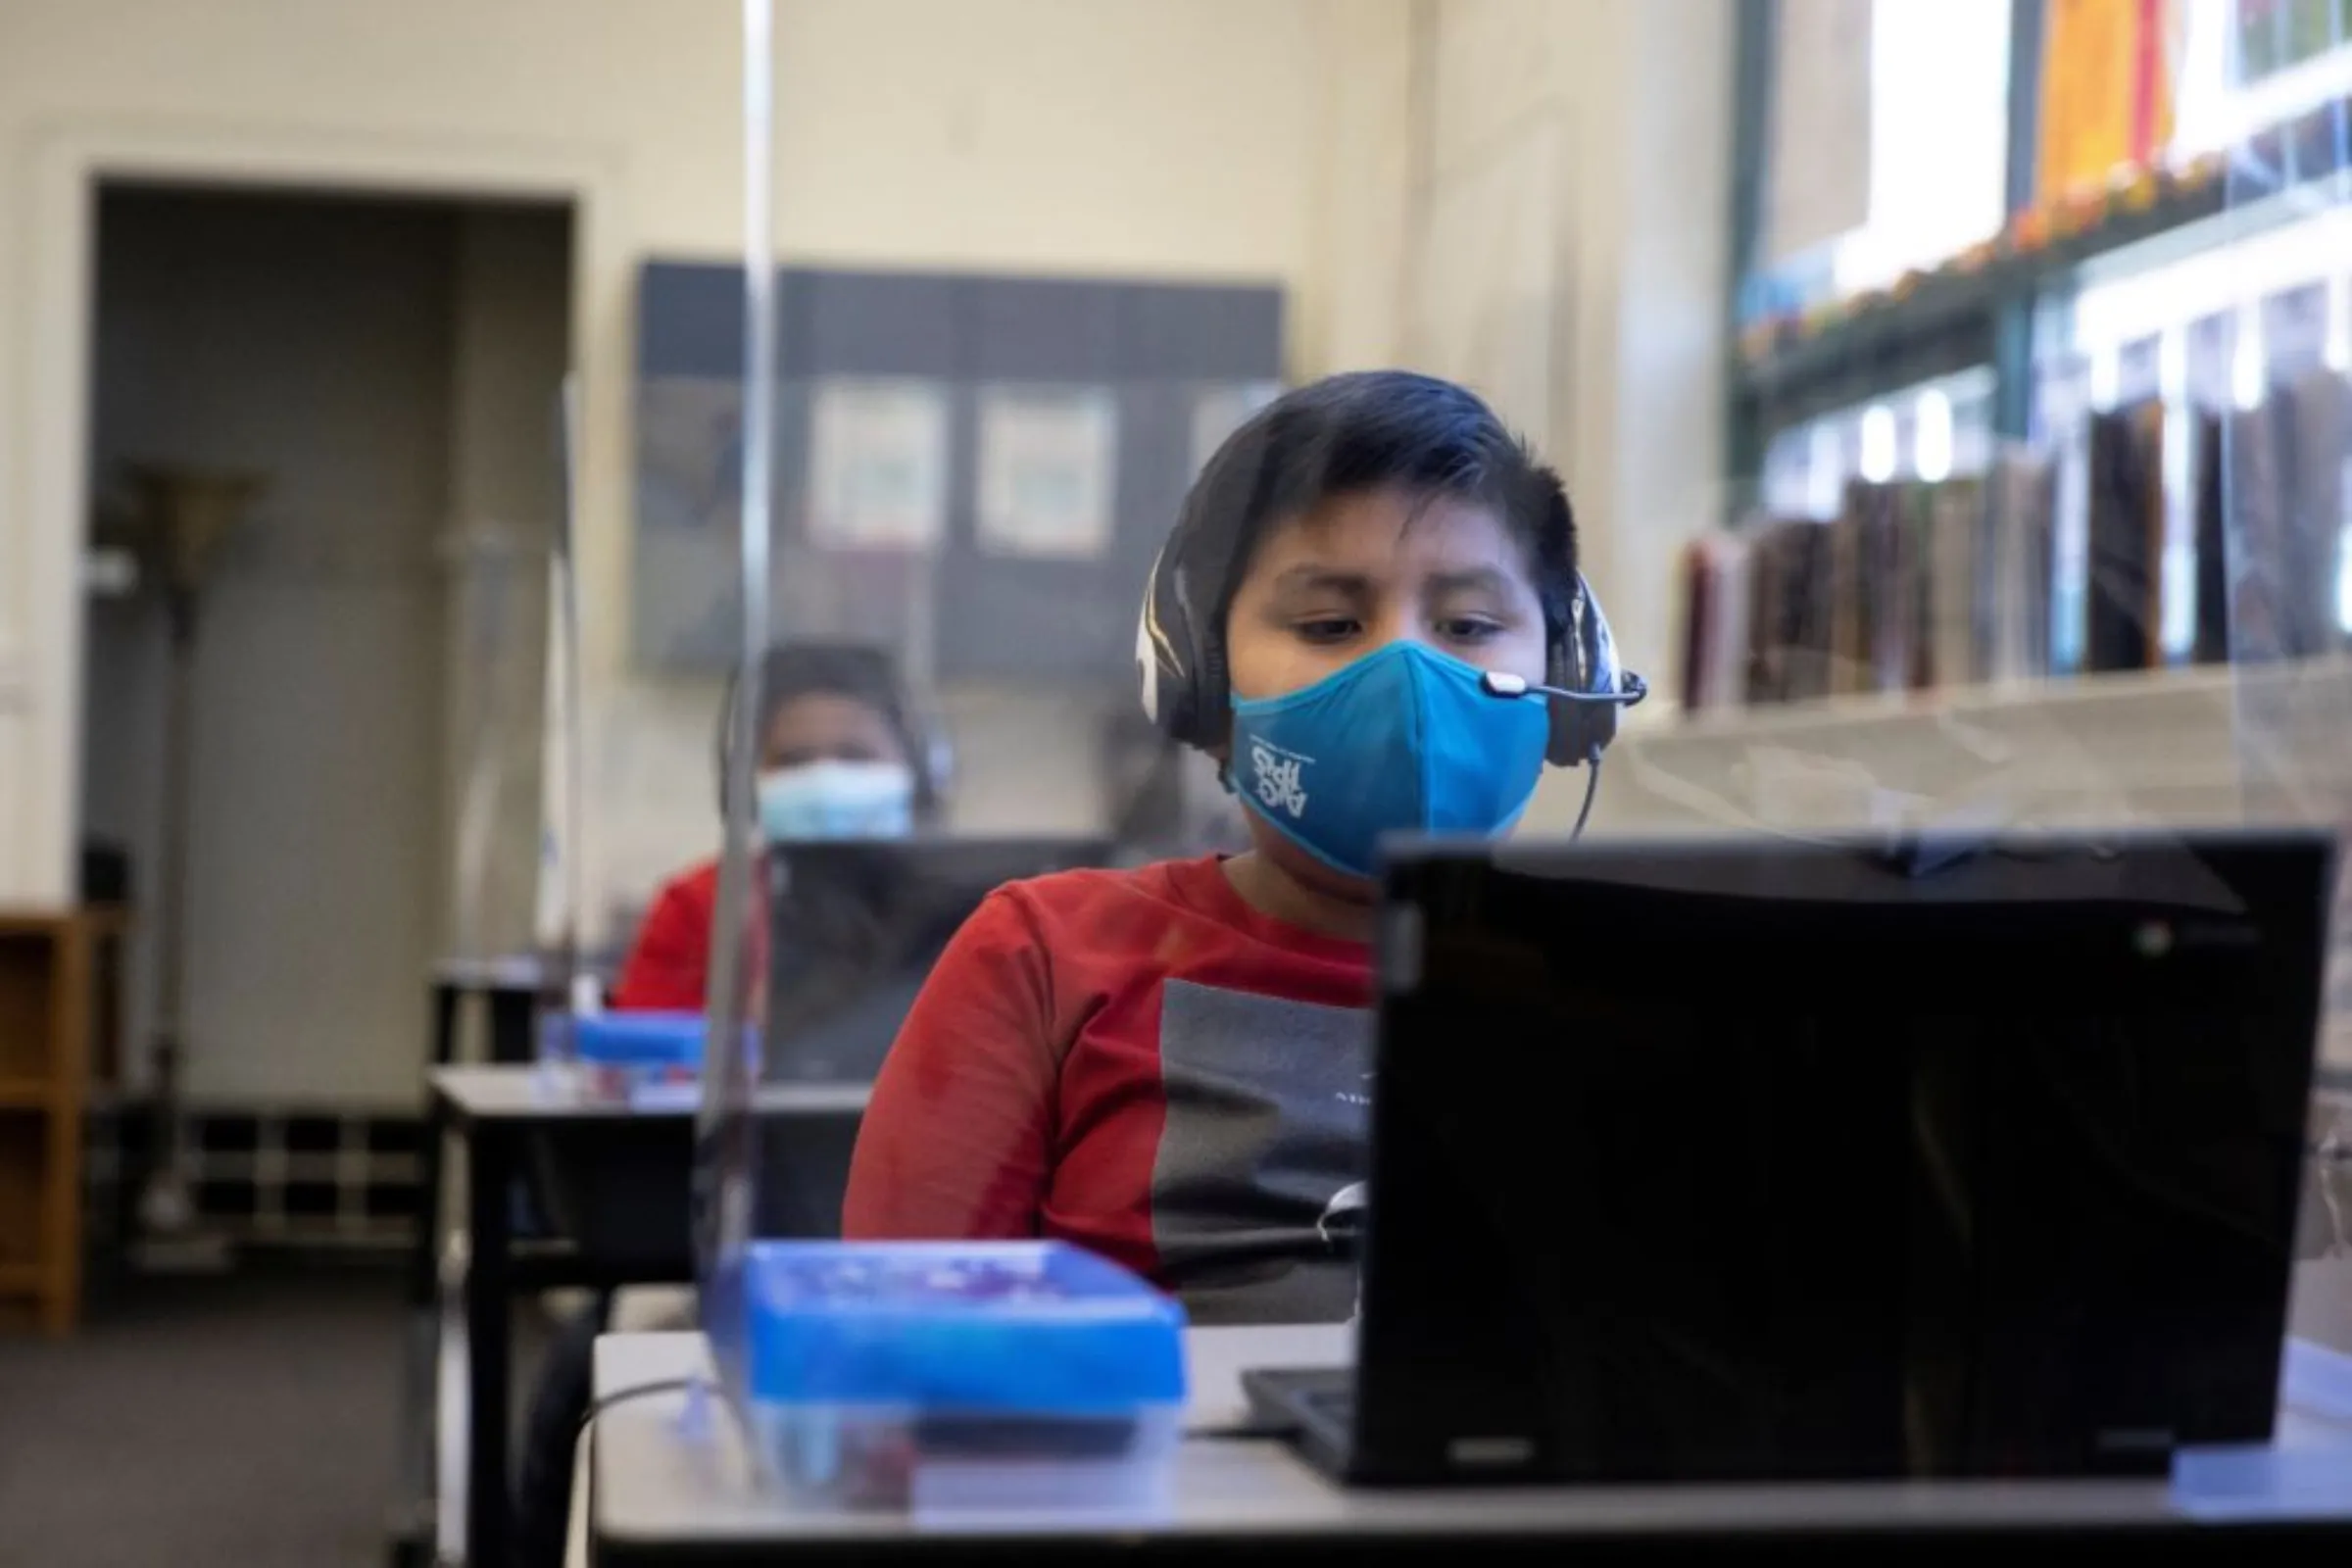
[758,835,1114,1084]
[1349,830,2329,1485]
[742,835,1114,1239]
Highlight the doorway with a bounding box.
[76,183,573,1249]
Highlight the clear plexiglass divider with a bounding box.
[667,0,2352,1523]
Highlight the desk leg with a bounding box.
[412,1094,447,1315]
[389,1094,450,1568]
[466,1122,514,1568]
[489,987,537,1066]
[432,981,459,1068]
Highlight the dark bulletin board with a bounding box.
[632,262,1285,685]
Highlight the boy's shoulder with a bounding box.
[981,854,1365,975]
[958,854,1368,1004]
[986,855,1220,923]
[934,858,1227,978]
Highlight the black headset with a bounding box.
[1134,515,1645,771]
[714,643,952,819]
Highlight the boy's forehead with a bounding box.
[1243,488,1529,582]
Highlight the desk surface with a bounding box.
[588,1329,2352,1552]
[433,954,561,990]
[432,1064,870,1124]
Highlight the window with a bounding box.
[1753,0,2012,317]
[2174,0,2352,154]
[1761,368,1998,518]
[1832,3,2015,296]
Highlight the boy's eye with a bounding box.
[1438,615,1505,642]
[1295,617,1360,644]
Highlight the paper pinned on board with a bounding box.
[809,378,950,552]
[977,384,1118,561]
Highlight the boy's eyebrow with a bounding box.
[1265,564,1524,600]
[1266,564,1373,598]
[1423,566,1517,598]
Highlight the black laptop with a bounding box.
[1246,830,2331,1486]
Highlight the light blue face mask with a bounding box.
[756,760,916,842]
[1228,641,1549,879]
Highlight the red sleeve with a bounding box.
[610,866,716,1012]
[843,888,1059,1241]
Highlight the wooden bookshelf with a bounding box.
[0,907,122,1336]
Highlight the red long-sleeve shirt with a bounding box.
[844,855,1374,1325]
[611,860,720,1012]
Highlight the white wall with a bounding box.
[0,0,1335,942]
[1315,0,1734,835]
[1307,1,1417,371]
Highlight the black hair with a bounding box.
[715,641,937,817]
[1187,370,1579,645]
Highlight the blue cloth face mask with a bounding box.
[1227,641,1548,878]
[756,760,916,842]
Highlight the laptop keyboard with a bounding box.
[1250,1365,1355,1440]
[1300,1383,1356,1428]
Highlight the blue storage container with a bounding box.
[564,1010,704,1104]
[741,1240,1188,1510]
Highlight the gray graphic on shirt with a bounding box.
[1151,979,1371,1324]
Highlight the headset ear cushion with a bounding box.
[1136,605,1165,729]
[1192,619,1232,751]
[1544,575,1625,768]
[1543,624,1585,768]
[1138,545,1192,742]
[1171,541,1218,749]
[1139,537,1223,750]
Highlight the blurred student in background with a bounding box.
[609,641,936,1010]
[516,641,931,1568]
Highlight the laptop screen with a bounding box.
[1360,831,2330,1483]
[760,835,1116,1083]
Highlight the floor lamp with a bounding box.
[103,463,265,1270]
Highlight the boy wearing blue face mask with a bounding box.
[846,371,1640,1323]
[609,642,931,1011]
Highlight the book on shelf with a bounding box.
[1927,475,1981,691]
[1682,451,2061,716]
[2082,403,2164,674]
[2223,369,2351,666]
[2284,368,2352,661]
[2192,411,2230,666]
[1984,455,2057,684]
